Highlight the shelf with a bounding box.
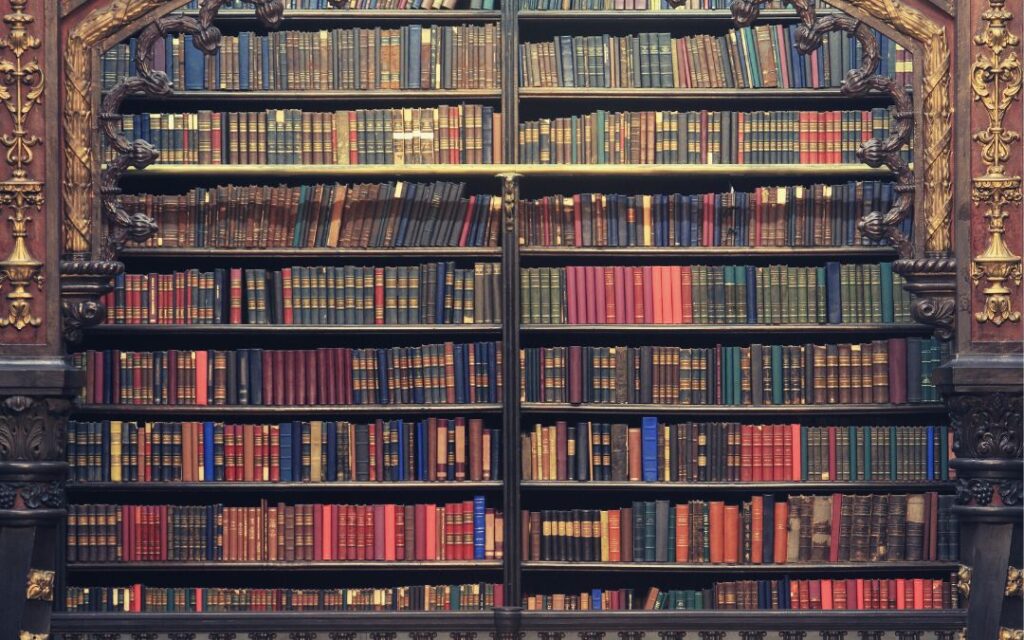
[50,610,967,633]
[520,246,897,259]
[516,9,826,22]
[68,480,503,493]
[68,560,503,572]
[117,163,894,179]
[176,9,502,22]
[520,481,955,493]
[119,247,501,260]
[518,88,890,101]
[520,323,931,336]
[72,403,503,417]
[522,561,960,573]
[118,89,502,103]
[87,323,502,336]
[520,403,947,416]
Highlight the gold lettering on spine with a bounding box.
[0,0,43,330]
[971,0,1023,326]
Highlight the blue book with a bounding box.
[183,35,205,91]
[397,419,406,481]
[416,420,427,481]
[407,25,422,89]
[280,422,292,481]
[641,416,658,481]
[825,261,842,323]
[880,262,895,323]
[435,262,447,322]
[128,38,138,78]
[745,266,757,323]
[260,37,270,90]
[292,422,303,481]
[203,421,215,481]
[377,350,389,405]
[472,495,486,559]
[164,36,174,85]
[926,425,935,480]
[487,342,498,401]
[326,421,337,481]
[238,31,251,90]
[592,589,603,610]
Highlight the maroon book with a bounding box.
[887,338,907,404]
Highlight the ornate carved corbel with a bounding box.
[657,633,685,640]
[1007,566,1023,598]
[697,633,725,640]
[539,633,565,640]
[819,633,846,640]
[957,564,973,599]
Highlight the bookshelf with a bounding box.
[57,0,963,632]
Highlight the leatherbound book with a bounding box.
[808,495,831,562]
[886,494,907,560]
[905,494,925,561]
[869,494,890,562]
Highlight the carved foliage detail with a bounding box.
[948,392,1024,459]
[0,395,70,461]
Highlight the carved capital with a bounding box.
[25,568,53,601]
[0,395,70,463]
[948,392,1023,460]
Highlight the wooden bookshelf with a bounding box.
[67,2,957,629]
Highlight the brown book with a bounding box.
[786,496,802,563]
[626,426,641,481]
[886,494,907,560]
[620,506,633,562]
[809,495,832,562]
[611,423,629,481]
[905,494,925,560]
[869,494,891,561]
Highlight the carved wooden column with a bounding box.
[0,0,82,637]
[933,2,1024,640]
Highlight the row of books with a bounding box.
[130,182,501,249]
[520,421,953,483]
[67,498,504,562]
[68,418,501,483]
[112,105,502,165]
[517,109,900,165]
[517,0,787,9]
[519,262,912,325]
[526,577,957,611]
[103,25,502,92]
[66,583,504,612]
[75,342,503,406]
[519,28,909,89]
[518,338,944,405]
[104,262,503,325]
[182,0,493,9]
[522,493,957,563]
[519,182,905,248]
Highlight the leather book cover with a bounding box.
[886,493,907,560]
[708,501,725,563]
[887,338,907,404]
[723,504,739,564]
[620,506,633,562]
[869,494,890,562]
[623,425,640,481]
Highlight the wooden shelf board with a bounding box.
[118,89,502,102]
[68,561,503,572]
[117,163,894,178]
[51,610,966,633]
[522,561,960,573]
[119,247,501,259]
[516,9,828,22]
[520,402,946,416]
[68,480,503,492]
[520,481,954,492]
[73,403,503,417]
[519,323,931,335]
[517,88,889,100]
[519,246,898,259]
[87,323,502,335]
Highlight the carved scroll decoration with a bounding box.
[970,0,1023,326]
[0,0,43,331]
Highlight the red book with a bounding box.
[313,504,324,561]
[822,580,834,610]
[750,495,763,564]
[723,504,740,563]
[614,266,627,324]
[305,350,318,404]
[888,338,907,404]
[669,266,683,324]
[680,266,693,323]
[846,578,858,610]
[895,578,906,610]
[584,266,598,324]
[788,423,800,481]
[261,350,273,408]
[229,268,242,324]
[651,267,663,324]
[773,425,786,480]
[383,503,397,561]
[752,425,763,481]
[642,266,655,324]
[624,266,636,324]
[740,425,753,482]
[773,500,788,563]
[566,266,578,324]
[600,267,613,323]
[708,501,725,563]
[293,350,306,406]
[371,504,385,560]
[568,345,583,405]
[829,493,842,562]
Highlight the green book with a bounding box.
[939,424,949,480]
[815,267,827,323]
[880,262,894,323]
[863,426,872,481]
[771,344,784,405]
[848,425,858,481]
[732,346,742,406]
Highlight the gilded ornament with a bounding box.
[999,630,1024,640]
[25,568,53,601]
[0,0,43,331]
[1008,566,1023,598]
[19,633,46,640]
[970,0,1023,326]
[956,564,972,599]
